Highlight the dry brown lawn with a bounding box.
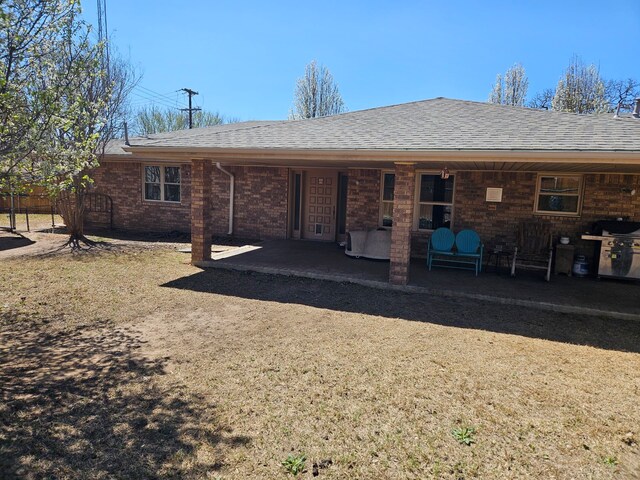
[1,233,639,479]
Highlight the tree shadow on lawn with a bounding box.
[0,316,250,479]
[0,232,35,252]
[162,269,640,354]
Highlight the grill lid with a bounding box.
[593,220,640,235]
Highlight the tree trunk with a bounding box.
[57,189,94,249]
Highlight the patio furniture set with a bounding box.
[346,221,556,280]
[427,222,554,280]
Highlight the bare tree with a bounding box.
[488,63,528,106]
[605,78,640,113]
[552,56,608,114]
[528,88,555,110]
[290,60,345,119]
[132,107,231,136]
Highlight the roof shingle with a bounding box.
[124,98,640,153]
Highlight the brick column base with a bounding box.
[389,163,416,285]
[191,159,213,263]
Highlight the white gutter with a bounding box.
[215,162,234,235]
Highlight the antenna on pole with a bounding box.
[96,0,110,72]
[180,88,201,129]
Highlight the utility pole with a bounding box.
[180,88,201,129]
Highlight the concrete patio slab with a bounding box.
[194,239,640,321]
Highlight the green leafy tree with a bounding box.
[289,60,345,119]
[132,106,229,136]
[488,63,528,107]
[552,56,608,114]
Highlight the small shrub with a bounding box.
[452,426,476,445]
[282,453,306,475]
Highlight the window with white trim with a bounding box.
[380,172,395,227]
[144,165,181,202]
[535,174,582,215]
[417,173,455,230]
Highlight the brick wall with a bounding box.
[88,161,289,240]
[341,168,640,259]
[86,161,191,232]
[229,166,289,239]
[191,159,212,262]
[346,169,381,232]
[389,164,416,285]
[454,171,640,258]
[88,161,640,259]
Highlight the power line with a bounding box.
[129,95,176,106]
[135,85,180,104]
[130,91,178,110]
[131,88,178,107]
[130,97,176,110]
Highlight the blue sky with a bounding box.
[82,0,640,121]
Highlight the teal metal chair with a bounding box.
[427,227,455,270]
[455,229,484,275]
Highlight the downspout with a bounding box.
[215,162,234,235]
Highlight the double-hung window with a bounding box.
[535,175,582,216]
[379,172,455,230]
[144,165,181,202]
[416,173,455,230]
[380,172,395,227]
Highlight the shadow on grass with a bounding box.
[0,316,250,479]
[0,233,35,252]
[162,269,640,354]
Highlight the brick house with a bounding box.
[90,98,640,285]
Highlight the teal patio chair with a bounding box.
[427,227,455,271]
[455,229,484,276]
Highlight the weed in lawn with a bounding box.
[452,426,476,445]
[282,453,306,475]
[603,456,618,467]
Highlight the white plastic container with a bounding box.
[572,255,589,277]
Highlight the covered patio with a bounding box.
[194,239,640,320]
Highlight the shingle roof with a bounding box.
[105,121,280,155]
[125,98,640,153]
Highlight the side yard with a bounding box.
[1,238,639,478]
